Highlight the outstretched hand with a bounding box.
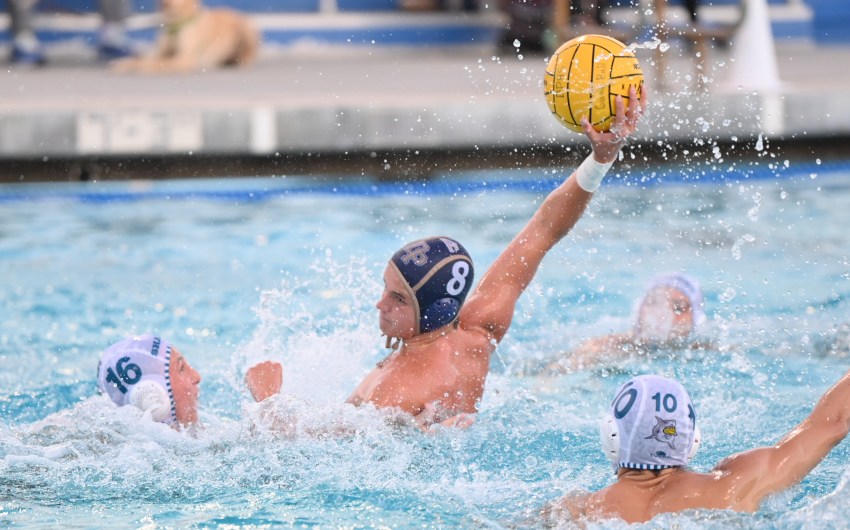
[434,412,476,430]
[245,360,283,402]
[414,401,476,432]
[582,85,647,164]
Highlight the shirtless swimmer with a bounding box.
[544,371,850,524]
[246,87,648,428]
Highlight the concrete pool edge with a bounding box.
[2,40,850,180]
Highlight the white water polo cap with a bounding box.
[389,236,474,334]
[97,335,176,424]
[600,375,700,470]
[637,272,706,326]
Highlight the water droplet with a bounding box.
[747,207,759,221]
[513,39,521,48]
[731,234,756,260]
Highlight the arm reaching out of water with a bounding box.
[544,368,850,525]
[246,361,283,402]
[460,86,647,343]
[708,367,850,510]
[541,333,635,374]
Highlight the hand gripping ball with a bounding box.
[544,34,643,133]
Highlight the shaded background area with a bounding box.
[0,0,849,182]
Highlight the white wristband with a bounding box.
[575,154,614,193]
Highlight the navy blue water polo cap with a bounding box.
[389,236,475,334]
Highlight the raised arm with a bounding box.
[459,86,647,343]
[715,368,850,509]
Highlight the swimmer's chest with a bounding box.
[351,347,448,407]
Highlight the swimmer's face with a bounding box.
[635,287,694,345]
[376,264,418,339]
[169,348,201,426]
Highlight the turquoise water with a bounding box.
[2,164,849,528]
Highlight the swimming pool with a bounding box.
[2,162,849,528]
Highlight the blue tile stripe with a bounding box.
[1,159,848,204]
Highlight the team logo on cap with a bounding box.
[398,241,431,266]
[645,416,679,451]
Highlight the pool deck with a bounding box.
[2,37,850,180]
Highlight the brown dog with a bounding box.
[112,0,259,73]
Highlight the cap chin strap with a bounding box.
[383,335,402,351]
[599,414,701,468]
[129,380,172,423]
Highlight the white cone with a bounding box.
[725,0,781,92]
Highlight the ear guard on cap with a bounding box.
[600,414,620,462]
[690,423,701,458]
[129,380,172,423]
[599,414,701,465]
[421,297,461,333]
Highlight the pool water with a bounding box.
[1,163,849,528]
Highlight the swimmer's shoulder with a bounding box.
[540,490,591,527]
[419,328,488,374]
[650,468,749,513]
[449,316,491,345]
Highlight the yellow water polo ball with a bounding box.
[544,34,644,133]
